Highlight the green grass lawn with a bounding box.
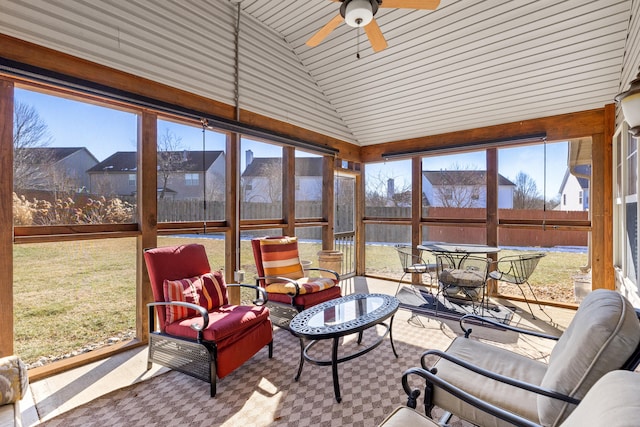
[13,237,586,365]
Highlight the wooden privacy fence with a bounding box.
[157,201,588,248]
[366,207,588,247]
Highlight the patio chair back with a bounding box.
[489,252,550,319]
[144,243,211,329]
[496,253,545,285]
[395,244,429,273]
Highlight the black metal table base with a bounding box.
[294,316,398,403]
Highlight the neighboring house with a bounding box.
[87,151,225,200]
[422,170,516,208]
[558,164,590,211]
[14,147,98,193]
[241,150,322,202]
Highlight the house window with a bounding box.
[185,173,199,186]
[563,194,566,205]
[613,123,638,287]
[128,174,136,187]
[578,191,583,204]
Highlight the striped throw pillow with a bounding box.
[259,237,305,284]
[163,271,228,324]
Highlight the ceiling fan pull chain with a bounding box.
[356,27,361,59]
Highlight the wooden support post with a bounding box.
[322,155,336,250]
[226,132,241,304]
[283,147,296,238]
[136,111,158,342]
[486,148,499,294]
[0,79,13,356]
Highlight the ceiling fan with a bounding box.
[306,0,441,53]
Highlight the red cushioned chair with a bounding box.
[251,236,341,329]
[144,244,273,397]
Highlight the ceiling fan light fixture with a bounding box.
[344,0,374,28]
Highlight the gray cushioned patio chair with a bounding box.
[379,370,640,427]
[414,289,640,427]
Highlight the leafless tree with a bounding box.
[365,169,412,207]
[261,160,283,203]
[13,101,53,190]
[432,164,482,208]
[157,128,190,199]
[513,171,545,209]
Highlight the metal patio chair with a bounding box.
[251,236,341,330]
[380,370,640,427]
[489,252,550,320]
[394,244,436,294]
[412,289,640,427]
[434,252,490,317]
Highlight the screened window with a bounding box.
[365,159,411,218]
[240,139,282,219]
[421,151,486,222]
[13,87,138,226]
[295,150,323,218]
[614,124,638,286]
[156,119,226,221]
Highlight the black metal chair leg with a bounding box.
[524,281,553,321]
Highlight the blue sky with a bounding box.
[15,87,568,198]
[366,142,569,199]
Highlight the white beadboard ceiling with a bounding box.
[0,0,634,147]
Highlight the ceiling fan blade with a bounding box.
[364,19,388,52]
[306,14,343,47]
[380,0,441,9]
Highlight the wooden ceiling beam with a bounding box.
[360,108,606,163]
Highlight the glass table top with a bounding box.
[289,293,399,339]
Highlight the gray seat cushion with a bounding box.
[432,337,547,427]
[377,406,439,427]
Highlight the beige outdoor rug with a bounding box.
[38,308,550,427]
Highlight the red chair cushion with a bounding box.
[164,304,271,342]
[163,271,228,323]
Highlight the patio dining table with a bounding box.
[418,241,501,257]
[418,241,502,297]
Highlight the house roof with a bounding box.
[20,147,96,164]
[559,164,591,193]
[87,151,223,173]
[423,170,516,186]
[242,157,322,177]
[1,1,634,147]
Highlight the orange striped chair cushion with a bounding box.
[163,271,228,324]
[265,276,337,295]
[259,237,305,284]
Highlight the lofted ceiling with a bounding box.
[240,0,631,145]
[0,0,634,147]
